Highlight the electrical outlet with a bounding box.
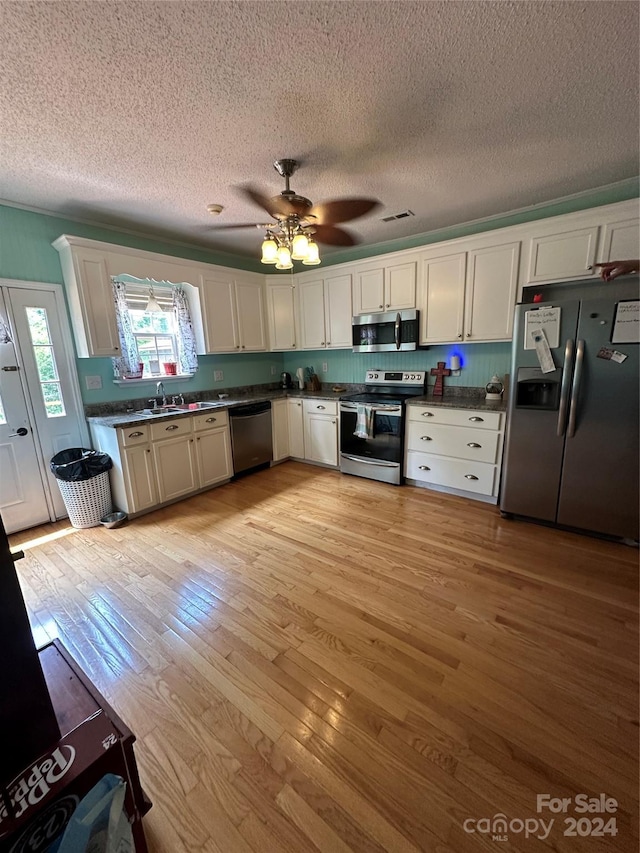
[271,365,277,375]
[214,370,224,382]
[322,362,328,373]
[85,375,102,390]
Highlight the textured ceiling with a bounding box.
[0,1,638,259]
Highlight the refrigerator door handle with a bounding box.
[567,339,585,439]
[557,338,575,437]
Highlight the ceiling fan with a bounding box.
[209,159,380,265]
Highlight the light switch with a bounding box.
[85,375,102,390]
[214,370,224,381]
[322,362,328,373]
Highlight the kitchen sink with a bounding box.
[134,401,221,416]
[174,401,220,410]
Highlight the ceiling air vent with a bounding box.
[381,210,415,222]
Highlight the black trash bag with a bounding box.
[50,448,112,482]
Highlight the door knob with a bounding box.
[8,427,28,437]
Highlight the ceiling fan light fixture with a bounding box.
[302,240,321,265]
[260,235,278,264]
[275,245,293,269]
[145,286,164,313]
[291,231,309,260]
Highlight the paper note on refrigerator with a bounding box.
[524,306,561,349]
[611,300,639,344]
[531,328,556,373]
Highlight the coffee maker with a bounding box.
[280,371,293,389]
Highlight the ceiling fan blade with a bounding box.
[311,224,358,246]
[307,198,380,225]
[239,184,297,218]
[206,222,264,230]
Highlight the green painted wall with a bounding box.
[283,342,511,389]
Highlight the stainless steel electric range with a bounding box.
[339,370,426,485]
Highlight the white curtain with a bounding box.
[172,285,198,374]
[111,278,140,376]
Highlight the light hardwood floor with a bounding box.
[10,462,639,853]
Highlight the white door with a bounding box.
[271,400,290,462]
[419,252,466,344]
[385,261,417,310]
[152,434,198,502]
[465,242,520,341]
[235,280,267,351]
[267,284,297,350]
[355,267,385,314]
[0,283,88,532]
[287,399,305,458]
[304,414,338,466]
[200,275,239,352]
[195,428,232,487]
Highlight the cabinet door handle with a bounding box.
[165,424,179,431]
[297,402,301,406]
[467,442,481,448]
[205,417,217,423]
[242,345,245,349]
[197,437,200,441]
[467,331,472,337]
[292,343,296,348]
[146,448,150,453]
[326,341,330,346]
[420,435,432,441]
[464,474,479,480]
[317,405,325,410]
[378,304,383,308]
[320,341,325,346]
[421,412,434,417]
[386,304,390,308]
[332,420,336,424]
[457,334,462,339]
[419,465,430,471]
[129,431,144,438]
[469,416,484,422]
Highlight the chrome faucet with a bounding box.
[156,381,167,406]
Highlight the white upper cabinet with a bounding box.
[524,225,599,284]
[266,281,297,350]
[299,279,326,348]
[599,217,640,263]
[418,242,519,344]
[199,274,239,352]
[323,273,352,348]
[465,242,520,341]
[353,260,416,314]
[298,273,353,349]
[53,239,120,357]
[419,251,467,344]
[235,279,267,351]
[198,274,266,353]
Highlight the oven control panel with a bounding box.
[365,370,426,385]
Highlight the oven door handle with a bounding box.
[340,404,401,415]
[395,313,401,350]
[340,454,399,468]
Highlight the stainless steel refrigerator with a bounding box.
[500,275,639,541]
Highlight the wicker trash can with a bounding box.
[50,449,113,529]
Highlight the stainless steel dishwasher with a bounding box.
[229,401,273,475]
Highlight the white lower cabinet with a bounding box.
[89,411,232,517]
[404,405,505,502]
[287,399,305,459]
[303,400,338,466]
[122,444,158,513]
[271,399,290,462]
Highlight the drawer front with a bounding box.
[119,425,150,447]
[407,406,502,430]
[405,451,496,495]
[193,409,229,432]
[150,417,193,441]
[303,399,338,417]
[406,422,500,463]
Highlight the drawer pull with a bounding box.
[467,442,481,448]
[421,412,434,417]
[165,424,179,431]
[420,436,432,441]
[128,431,144,438]
[469,416,484,422]
[317,405,326,410]
[418,465,431,471]
[464,474,479,480]
[205,416,217,423]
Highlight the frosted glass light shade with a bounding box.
[291,232,309,260]
[302,240,321,265]
[275,245,293,269]
[261,237,278,264]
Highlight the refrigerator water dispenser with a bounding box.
[515,367,562,410]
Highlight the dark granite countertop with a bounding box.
[406,393,507,412]
[87,388,346,429]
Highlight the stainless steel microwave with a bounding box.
[352,309,419,352]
